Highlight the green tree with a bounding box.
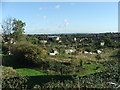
[2,18,26,54]
[11,41,47,67]
[12,19,26,41]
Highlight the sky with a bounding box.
[1,2,118,34]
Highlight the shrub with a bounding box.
[1,66,27,89]
[48,61,62,74]
[11,41,47,67]
[95,54,102,60]
[2,44,9,54]
[84,47,94,52]
[117,50,120,56]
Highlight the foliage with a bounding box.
[30,59,119,89]
[84,47,94,52]
[2,18,26,41]
[2,17,26,56]
[1,31,120,89]
[95,54,102,60]
[11,41,47,67]
[100,35,117,48]
[1,66,27,89]
[117,50,120,56]
[42,80,77,89]
[26,36,39,44]
[2,44,9,54]
[2,17,13,41]
[48,61,62,74]
[12,19,26,41]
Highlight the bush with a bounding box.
[84,47,95,52]
[1,66,27,89]
[117,50,120,56]
[2,44,9,54]
[95,54,102,60]
[11,41,47,67]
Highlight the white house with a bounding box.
[96,50,102,54]
[65,49,76,54]
[49,49,59,56]
[83,51,89,54]
[40,40,47,44]
[48,36,61,41]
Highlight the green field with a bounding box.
[15,62,107,77]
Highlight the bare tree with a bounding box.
[2,17,26,55]
[2,17,13,55]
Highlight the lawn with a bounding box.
[0,54,7,56]
[15,62,107,88]
[76,62,107,76]
[16,68,47,76]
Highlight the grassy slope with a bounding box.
[16,68,47,76]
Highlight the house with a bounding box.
[58,40,62,43]
[40,40,47,44]
[3,38,16,44]
[100,42,105,46]
[65,49,76,54]
[49,49,59,55]
[10,38,15,44]
[96,50,102,54]
[48,36,61,41]
[83,51,89,54]
[74,37,77,41]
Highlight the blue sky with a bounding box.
[2,2,118,34]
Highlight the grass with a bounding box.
[0,54,8,56]
[16,68,47,76]
[15,62,107,88]
[76,62,107,76]
[15,61,107,77]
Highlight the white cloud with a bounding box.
[58,19,69,29]
[64,19,68,23]
[55,5,60,9]
[66,22,69,25]
[39,8,44,10]
[64,19,69,25]
[43,16,48,19]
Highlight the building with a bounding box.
[48,36,61,41]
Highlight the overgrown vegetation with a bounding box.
[1,66,27,89]
[11,41,47,67]
[1,17,120,89]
